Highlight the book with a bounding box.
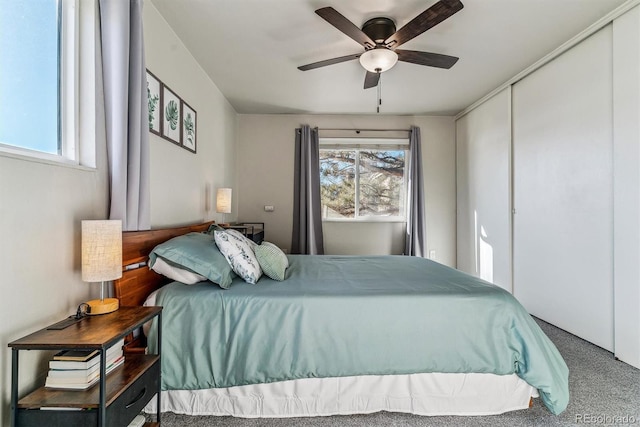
[51,349,99,362]
[49,338,124,370]
[49,351,123,377]
[48,354,124,380]
[45,355,124,390]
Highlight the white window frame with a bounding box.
[319,138,410,223]
[0,0,95,170]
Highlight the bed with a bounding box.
[113,221,569,418]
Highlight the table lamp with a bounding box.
[216,188,232,226]
[81,220,122,315]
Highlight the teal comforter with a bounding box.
[147,255,569,415]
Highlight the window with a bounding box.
[319,138,408,221]
[0,0,78,163]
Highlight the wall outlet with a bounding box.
[429,250,436,260]
[264,205,275,212]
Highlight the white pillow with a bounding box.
[150,257,207,284]
[214,230,262,284]
[224,228,258,248]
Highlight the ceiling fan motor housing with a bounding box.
[362,17,396,45]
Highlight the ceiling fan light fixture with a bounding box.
[359,47,398,73]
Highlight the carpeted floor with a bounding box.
[158,319,640,426]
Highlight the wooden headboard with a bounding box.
[114,221,214,307]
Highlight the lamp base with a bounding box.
[86,298,119,315]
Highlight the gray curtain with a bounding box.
[291,125,324,254]
[99,0,150,231]
[405,126,427,257]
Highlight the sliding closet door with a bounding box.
[456,88,512,292]
[513,26,613,351]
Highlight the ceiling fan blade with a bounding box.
[384,0,464,48]
[396,49,459,69]
[363,71,380,89]
[316,7,376,49]
[298,53,362,71]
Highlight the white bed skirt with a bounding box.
[145,372,538,418]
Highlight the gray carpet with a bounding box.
[158,319,640,426]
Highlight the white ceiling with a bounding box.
[149,0,626,116]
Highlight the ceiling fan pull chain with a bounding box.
[377,73,382,113]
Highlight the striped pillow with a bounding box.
[255,242,289,281]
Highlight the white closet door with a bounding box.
[512,26,613,351]
[612,7,640,368]
[456,88,512,292]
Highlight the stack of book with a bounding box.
[45,338,125,390]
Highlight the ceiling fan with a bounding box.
[298,0,464,89]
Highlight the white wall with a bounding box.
[0,160,109,426]
[144,3,238,227]
[237,114,456,266]
[323,222,406,255]
[456,88,512,291]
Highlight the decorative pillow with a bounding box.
[214,230,262,284]
[224,228,258,248]
[255,242,289,281]
[149,232,235,289]
[150,257,207,285]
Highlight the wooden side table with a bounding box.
[8,306,162,427]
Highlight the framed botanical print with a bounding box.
[146,70,161,136]
[181,101,197,153]
[161,84,182,145]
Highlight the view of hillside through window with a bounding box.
[319,148,406,219]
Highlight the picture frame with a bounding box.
[145,70,161,136]
[181,101,197,153]
[161,84,182,145]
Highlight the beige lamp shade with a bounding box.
[216,188,232,214]
[81,220,122,282]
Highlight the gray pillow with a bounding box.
[254,242,289,281]
[149,232,235,289]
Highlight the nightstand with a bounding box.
[223,222,264,244]
[8,306,162,427]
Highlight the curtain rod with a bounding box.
[315,127,410,133]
